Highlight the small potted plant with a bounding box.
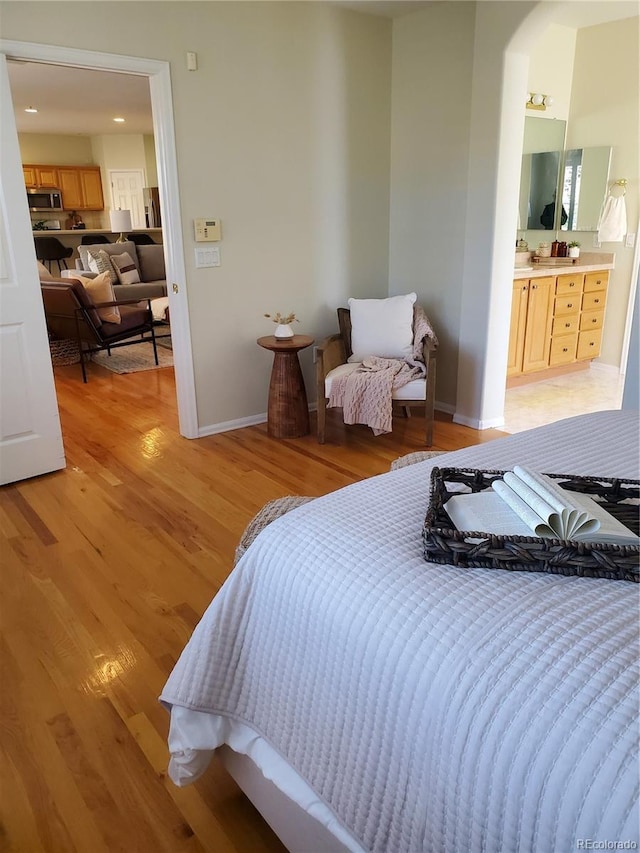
[264,312,299,339]
[568,240,581,259]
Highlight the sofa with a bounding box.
[62,240,167,301]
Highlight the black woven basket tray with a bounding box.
[423,467,640,582]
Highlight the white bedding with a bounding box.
[161,410,640,852]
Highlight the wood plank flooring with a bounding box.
[0,362,507,852]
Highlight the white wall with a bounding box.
[18,132,94,164]
[389,2,476,409]
[566,17,639,369]
[1,1,392,431]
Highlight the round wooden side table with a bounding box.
[257,335,314,438]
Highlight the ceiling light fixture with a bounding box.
[526,93,554,112]
[24,106,38,113]
[113,116,125,123]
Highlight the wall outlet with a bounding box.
[625,232,636,248]
[195,246,220,268]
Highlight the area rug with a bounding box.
[91,340,173,374]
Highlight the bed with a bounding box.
[160,410,640,852]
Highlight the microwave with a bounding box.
[27,188,63,212]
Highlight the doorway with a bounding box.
[0,40,198,473]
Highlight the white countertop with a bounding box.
[514,251,615,279]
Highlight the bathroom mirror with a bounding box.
[518,117,566,232]
[560,146,612,231]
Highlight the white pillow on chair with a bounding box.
[347,292,416,363]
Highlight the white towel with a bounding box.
[597,193,627,242]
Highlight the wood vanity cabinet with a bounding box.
[507,276,554,377]
[23,165,59,188]
[509,269,609,379]
[57,167,104,210]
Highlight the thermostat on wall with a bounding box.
[194,218,221,242]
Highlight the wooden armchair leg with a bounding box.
[425,357,436,447]
[317,396,327,444]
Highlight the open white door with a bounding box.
[0,53,65,485]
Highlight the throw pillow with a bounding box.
[110,251,141,286]
[347,292,417,363]
[76,272,121,324]
[87,249,118,285]
[37,260,55,280]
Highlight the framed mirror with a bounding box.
[518,117,566,232]
[560,146,612,231]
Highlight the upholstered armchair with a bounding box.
[41,278,158,382]
[316,293,437,445]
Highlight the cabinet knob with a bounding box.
[562,347,568,353]
[590,342,595,347]
[594,298,600,304]
[569,282,575,287]
[596,279,602,284]
[522,285,528,291]
[567,303,573,308]
[532,284,538,290]
[592,318,597,324]
[565,322,570,328]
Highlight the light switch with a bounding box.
[195,247,220,268]
[625,232,636,248]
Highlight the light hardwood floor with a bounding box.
[0,362,507,853]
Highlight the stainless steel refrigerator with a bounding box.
[143,187,162,229]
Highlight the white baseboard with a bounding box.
[590,362,621,375]
[452,413,506,430]
[198,412,267,438]
[435,400,455,416]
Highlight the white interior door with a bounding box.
[0,54,65,485]
[109,169,145,229]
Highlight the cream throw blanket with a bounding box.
[328,305,438,435]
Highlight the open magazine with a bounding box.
[444,465,639,545]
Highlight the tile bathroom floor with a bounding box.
[503,368,625,434]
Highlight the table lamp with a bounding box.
[109,209,132,243]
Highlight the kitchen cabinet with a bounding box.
[509,268,609,379]
[507,276,554,377]
[23,163,104,210]
[58,167,104,210]
[23,165,59,188]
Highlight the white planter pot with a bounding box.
[274,324,294,339]
[569,247,580,258]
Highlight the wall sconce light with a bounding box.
[526,93,554,111]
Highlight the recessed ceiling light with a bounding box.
[24,106,38,113]
[113,116,125,123]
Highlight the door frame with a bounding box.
[0,39,198,439]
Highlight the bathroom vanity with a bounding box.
[507,253,614,382]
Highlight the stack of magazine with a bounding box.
[444,466,639,546]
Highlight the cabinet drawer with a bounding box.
[582,289,607,311]
[556,273,584,296]
[552,315,579,335]
[584,271,609,292]
[554,295,581,316]
[576,329,603,360]
[550,334,578,366]
[580,310,604,331]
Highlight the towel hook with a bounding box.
[611,178,627,197]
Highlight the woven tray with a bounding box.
[423,467,639,582]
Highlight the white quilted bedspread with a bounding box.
[161,410,640,852]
